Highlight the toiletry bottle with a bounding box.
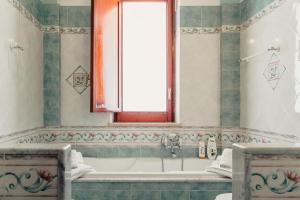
[207,136,217,160]
[198,141,206,159]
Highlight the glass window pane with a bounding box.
[122,2,167,112]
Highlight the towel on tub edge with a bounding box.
[71,163,96,181]
[71,150,96,181]
[206,156,232,178]
[219,148,232,169]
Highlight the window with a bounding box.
[91,0,174,123]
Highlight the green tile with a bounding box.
[221,54,240,72]
[43,33,60,126]
[221,110,240,127]
[221,4,240,25]
[59,6,69,26]
[190,182,232,191]
[73,190,130,200]
[159,182,191,191]
[140,147,162,157]
[190,191,231,200]
[180,6,202,27]
[39,4,60,25]
[19,0,42,21]
[202,6,221,27]
[72,182,131,191]
[222,71,240,90]
[161,191,190,200]
[131,191,161,200]
[221,0,240,4]
[99,147,140,158]
[131,182,163,191]
[67,6,91,27]
[221,89,240,110]
[221,33,240,52]
[182,148,198,158]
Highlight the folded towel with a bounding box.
[206,156,232,178]
[220,148,232,169]
[71,164,96,181]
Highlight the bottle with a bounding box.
[207,136,217,160]
[198,141,206,159]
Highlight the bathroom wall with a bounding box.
[179,0,221,126]
[42,0,224,127]
[0,0,44,137]
[240,0,300,137]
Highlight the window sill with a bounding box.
[108,122,181,127]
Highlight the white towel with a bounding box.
[206,156,232,178]
[71,164,96,181]
[71,150,79,169]
[71,150,85,169]
[220,148,232,169]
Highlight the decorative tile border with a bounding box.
[7,0,89,35]
[17,127,222,145]
[59,27,90,34]
[240,127,300,143]
[181,0,287,35]
[221,25,241,33]
[180,27,221,34]
[8,0,42,30]
[180,25,241,34]
[1,126,298,148]
[240,0,287,31]
[8,0,287,35]
[0,127,43,144]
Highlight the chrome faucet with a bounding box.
[161,134,182,158]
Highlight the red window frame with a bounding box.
[91,0,175,122]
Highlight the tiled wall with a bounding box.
[6,0,296,145]
[72,181,232,200]
[0,0,44,137]
[240,0,300,137]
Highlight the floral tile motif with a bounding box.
[251,169,300,197]
[66,65,90,95]
[263,53,286,90]
[0,168,57,195]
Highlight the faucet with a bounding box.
[161,134,182,158]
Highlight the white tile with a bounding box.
[180,34,221,126]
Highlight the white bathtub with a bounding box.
[79,157,230,182]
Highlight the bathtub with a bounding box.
[79,157,229,181]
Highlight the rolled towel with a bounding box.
[206,156,232,178]
[220,148,232,169]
